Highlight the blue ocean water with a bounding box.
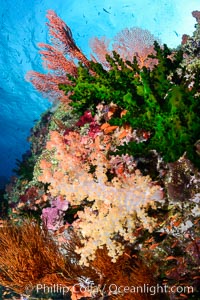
[0,0,199,187]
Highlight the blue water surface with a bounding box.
[0,0,199,187]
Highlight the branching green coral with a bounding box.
[60,42,200,168]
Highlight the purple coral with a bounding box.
[52,195,69,211]
[42,207,64,230]
[42,196,69,230]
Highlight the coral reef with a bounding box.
[1,9,200,300]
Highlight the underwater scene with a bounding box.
[0,1,200,299]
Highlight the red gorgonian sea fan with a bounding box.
[26,10,90,103]
[90,27,159,69]
[46,10,89,65]
[26,10,159,103]
[38,44,78,75]
[26,71,72,102]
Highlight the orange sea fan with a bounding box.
[90,247,163,300]
[0,220,75,293]
[0,221,103,297]
[0,220,165,300]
